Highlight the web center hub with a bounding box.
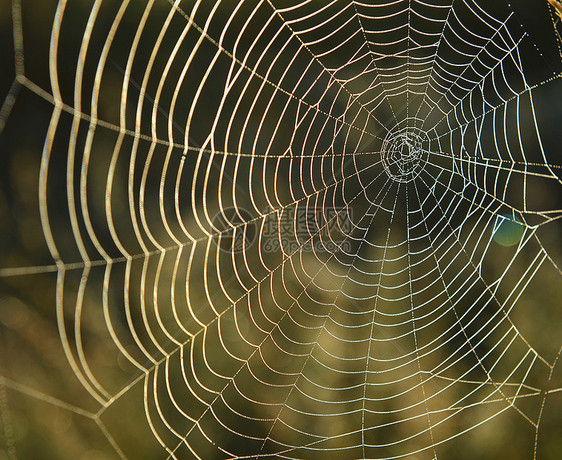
[381,128,429,183]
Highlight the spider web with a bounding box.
[1,0,562,458]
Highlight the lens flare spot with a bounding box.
[493,214,525,247]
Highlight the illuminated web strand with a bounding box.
[1,0,561,459]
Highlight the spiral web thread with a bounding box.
[1,0,562,458]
